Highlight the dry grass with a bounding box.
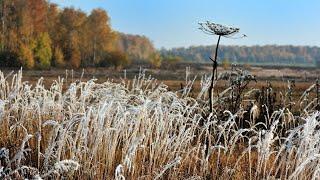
[0,69,319,179]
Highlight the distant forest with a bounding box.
[0,0,159,69]
[161,45,320,67]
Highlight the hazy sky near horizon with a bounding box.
[51,0,320,49]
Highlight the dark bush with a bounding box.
[0,51,20,67]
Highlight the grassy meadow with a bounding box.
[0,65,319,179]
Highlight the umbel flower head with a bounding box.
[199,21,242,38]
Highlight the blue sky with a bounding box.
[51,0,320,49]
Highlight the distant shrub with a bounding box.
[70,47,81,68]
[18,43,35,69]
[221,59,231,69]
[53,46,65,67]
[316,60,320,68]
[0,51,20,67]
[161,55,182,69]
[34,33,52,69]
[149,53,162,68]
[100,50,130,69]
[243,63,252,70]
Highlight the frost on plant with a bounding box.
[0,70,319,179]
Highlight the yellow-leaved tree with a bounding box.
[18,42,35,69]
[34,33,52,69]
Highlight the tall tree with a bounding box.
[57,7,86,67]
[0,0,7,51]
[28,0,47,34]
[46,3,59,42]
[84,8,116,66]
[69,31,81,68]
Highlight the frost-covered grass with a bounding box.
[0,70,319,179]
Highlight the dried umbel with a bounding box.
[199,21,242,37]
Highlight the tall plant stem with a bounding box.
[316,79,319,110]
[209,35,221,113]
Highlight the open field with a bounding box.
[1,66,318,106]
[0,66,319,179]
[1,64,319,88]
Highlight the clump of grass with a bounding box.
[0,69,319,179]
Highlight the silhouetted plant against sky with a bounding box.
[199,21,246,113]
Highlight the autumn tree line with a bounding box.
[0,0,162,69]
